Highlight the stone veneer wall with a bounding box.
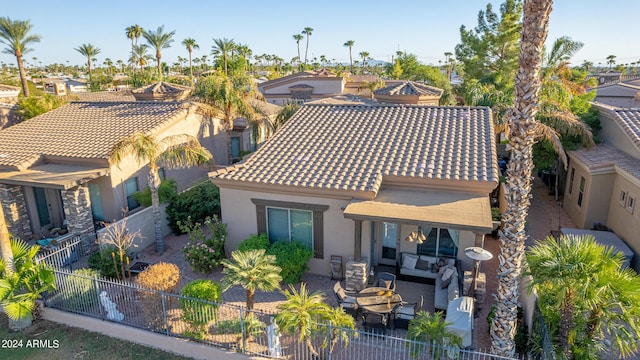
[345,257,369,292]
[0,184,32,240]
[62,185,96,254]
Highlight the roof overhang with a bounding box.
[343,188,493,233]
[0,163,109,190]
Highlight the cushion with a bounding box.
[441,276,452,288]
[431,263,440,273]
[382,279,393,289]
[442,267,455,282]
[438,258,447,267]
[402,255,418,270]
[415,258,430,271]
[448,280,459,301]
[396,305,415,316]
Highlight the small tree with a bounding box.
[221,249,281,310]
[407,311,462,358]
[100,218,142,279]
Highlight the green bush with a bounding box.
[491,207,502,221]
[132,179,178,207]
[180,216,227,274]
[180,279,221,340]
[59,268,100,311]
[167,181,221,234]
[267,241,313,284]
[238,234,270,252]
[17,94,69,120]
[88,247,125,279]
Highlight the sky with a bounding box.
[1,0,639,68]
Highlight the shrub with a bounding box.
[59,268,100,311]
[238,234,270,252]
[180,216,226,274]
[17,94,69,120]
[167,181,221,234]
[88,247,125,279]
[491,207,502,221]
[267,241,313,284]
[136,262,181,330]
[180,279,221,340]
[132,179,178,207]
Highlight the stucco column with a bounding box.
[353,219,362,261]
[62,185,95,254]
[474,232,485,247]
[0,184,32,240]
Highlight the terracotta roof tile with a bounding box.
[569,144,640,180]
[72,91,136,102]
[214,104,498,194]
[0,101,191,170]
[612,109,640,150]
[375,81,443,97]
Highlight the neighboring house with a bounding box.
[258,68,346,105]
[592,82,640,108]
[229,99,282,162]
[66,79,89,93]
[0,84,21,129]
[374,81,444,105]
[563,104,640,270]
[0,99,225,246]
[210,103,498,280]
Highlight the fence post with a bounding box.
[326,322,332,360]
[94,277,104,320]
[239,306,246,353]
[161,293,170,335]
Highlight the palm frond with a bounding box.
[534,123,568,169]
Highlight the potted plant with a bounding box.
[0,239,56,330]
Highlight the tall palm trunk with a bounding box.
[0,203,14,274]
[87,60,92,85]
[246,289,254,310]
[16,54,29,97]
[156,51,162,80]
[188,50,193,80]
[490,0,553,357]
[147,169,163,253]
[559,291,575,358]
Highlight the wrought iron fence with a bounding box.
[529,301,556,360]
[43,269,523,359]
[35,237,84,270]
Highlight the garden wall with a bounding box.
[96,203,172,251]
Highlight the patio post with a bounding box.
[474,232,485,247]
[353,220,362,261]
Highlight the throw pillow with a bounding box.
[402,255,418,270]
[441,267,455,282]
[382,279,393,289]
[441,276,451,288]
[415,258,429,271]
[431,263,439,273]
[448,282,459,301]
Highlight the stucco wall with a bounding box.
[219,187,356,275]
[606,172,640,271]
[97,203,172,252]
[563,162,590,228]
[599,109,640,160]
[264,79,344,96]
[564,159,615,230]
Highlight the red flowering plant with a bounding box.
[179,216,227,274]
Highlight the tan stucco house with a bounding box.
[0,99,226,247]
[563,104,640,270]
[258,68,346,105]
[593,82,640,108]
[210,103,499,281]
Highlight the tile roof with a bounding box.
[569,144,640,180]
[72,91,136,102]
[0,101,192,170]
[375,81,443,97]
[213,104,498,195]
[612,108,640,150]
[131,82,192,101]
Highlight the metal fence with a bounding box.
[35,237,84,270]
[43,269,523,360]
[529,302,556,360]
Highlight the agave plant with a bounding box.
[0,239,56,329]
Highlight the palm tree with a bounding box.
[130,44,152,68]
[109,133,212,254]
[194,73,263,165]
[235,43,252,72]
[125,24,143,70]
[581,60,593,73]
[276,283,355,358]
[343,40,355,73]
[0,17,41,97]
[606,54,616,69]
[142,25,175,80]
[292,34,303,68]
[490,0,554,357]
[527,234,640,359]
[211,37,235,75]
[181,38,198,81]
[221,249,281,310]
[359,51,370,73]
[407,311,462,358]
[74,43,101,85]
[103,57,113,75]
[302,27,313,65]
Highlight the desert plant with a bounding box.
[221,249,281,310]
[59,268,100,312]
[100,219,142,279]
[166,181,221,234]
[88,246,127,279]
[0,239,56,330]
[136,262,181,329]
[237,233,270,252]
[180,279,221,340]
[407,311,462,358]
[267,241,313,284]
[180,216,226,274]
[215,313,266,351]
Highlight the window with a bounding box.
[267,207,313,250]
[231,137,241,161]
[620,190,628,205]
[417,227,459,258]
[577,176,585,207]
[627,196,636,213]
[568,167,575,195]
[158,168,166,181]
[124,178,140,210]
[252,199,329,259]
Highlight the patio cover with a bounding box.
[0,163,108,190]
[560,228,634,268]
[343,188,493,233]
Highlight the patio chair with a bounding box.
[333,282,359,316]
[362,311,388,334]
[394,295,423,329]
[374,272,396,292]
